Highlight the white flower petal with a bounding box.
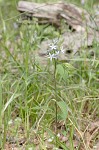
[60,46,65,53]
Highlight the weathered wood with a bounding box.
[17,1,92,31]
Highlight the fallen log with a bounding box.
[17,1,92,32]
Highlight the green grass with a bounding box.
[0,0,99,149]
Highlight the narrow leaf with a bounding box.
[57,101,68,121]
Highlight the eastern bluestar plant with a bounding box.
[47,38,65,146]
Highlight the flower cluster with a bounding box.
[47,38,65,61]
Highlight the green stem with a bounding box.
[54,60,57,146]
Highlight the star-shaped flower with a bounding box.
[48,53,58,61]
[49,43,57,50]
